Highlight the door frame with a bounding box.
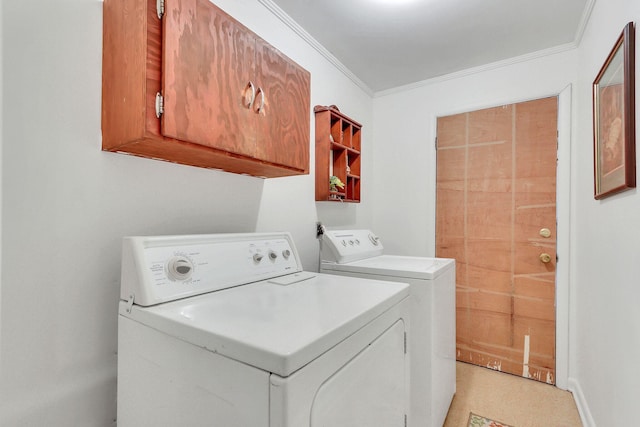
[555,84,572,391]
[432,85,572,390]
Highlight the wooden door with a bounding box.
[161,0,256,156]
[254,39,311,170]
[436,97,558,384]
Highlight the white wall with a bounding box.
[0,0,371,424]
[569,1,640,426]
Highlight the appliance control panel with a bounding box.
[120,233,303,306]
[321,229,384,264]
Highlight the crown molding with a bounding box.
[258,0,595,99]
[374,42,578,98]
[257,0,374,97]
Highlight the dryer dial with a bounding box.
[166,256,194,281]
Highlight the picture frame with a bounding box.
[593,22,636,199]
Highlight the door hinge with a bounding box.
[434,136,438,150]
[157,0,165,19]
[155,92,164,118]
[404,414,408,427]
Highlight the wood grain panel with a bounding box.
[255,40,311,170]
[436,189,465,238]
[469,105,512,145]
[102,0,309,178]
[436,147,465,188]
[456,306,473,346]
[514,296,555,321]
[514,317,555,359]
[467,141,512,192]
[468,310,512,348]
[101,0,147,149]
[467,265,511,293]
[162,0,256,156]
[457,288,512,314]
[514,205,556,242]
[437,113,466,148]
[514,274,555,299]
[467,191,512,240]
[436,97,558,384]
[467,239,511,273]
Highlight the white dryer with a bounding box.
[320,229,456,427]
[117,232,411,427]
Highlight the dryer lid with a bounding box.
[120,272,409,377]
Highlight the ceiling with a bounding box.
[267,0,591,93]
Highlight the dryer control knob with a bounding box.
[167,256,194,281]
[282,249,291,259]
[269,250,278,261]
[368,234,380,246]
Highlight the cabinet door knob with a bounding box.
[254,87,265,114]
[539,253,552,263]
[539,228,551,238]
[243,81,256,109]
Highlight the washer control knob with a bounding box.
[369,234,380,246]
[167,256,193,281]
[253,253,264,263]
[269,251,278,261]
[341,240,347,246]
[282,249,291,259]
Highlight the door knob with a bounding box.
[539,228,551,238]
[539,253,552,263]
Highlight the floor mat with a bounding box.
[467,412,514,427]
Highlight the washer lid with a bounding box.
[119,272,409,377]
[322,254,455,280]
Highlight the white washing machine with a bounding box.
[117,232,411,427]
[320,229,456,427]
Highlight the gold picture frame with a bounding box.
[593,22,636,199]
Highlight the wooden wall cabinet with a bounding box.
[102,0,311,178]
[314,106,362,202]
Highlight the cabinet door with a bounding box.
[254,39,310,171]
[162,0,256,157]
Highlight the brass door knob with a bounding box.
[539,228,551,238]
[539,253,552,263]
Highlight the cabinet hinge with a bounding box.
[157,0,165,19]
[434,136,438,150]
[155,92,164,118]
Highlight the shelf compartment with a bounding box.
[314,105,362,203]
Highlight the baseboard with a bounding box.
[568,377,596,427]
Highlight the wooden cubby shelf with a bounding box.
[314,105,362,202]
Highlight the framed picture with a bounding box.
[593,22,636,199]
